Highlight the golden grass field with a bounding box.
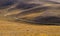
[0,17,60,36]
[0,4,60,36]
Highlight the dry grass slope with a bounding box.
[0,7,60,36]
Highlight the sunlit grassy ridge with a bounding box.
[0,2,60,36]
